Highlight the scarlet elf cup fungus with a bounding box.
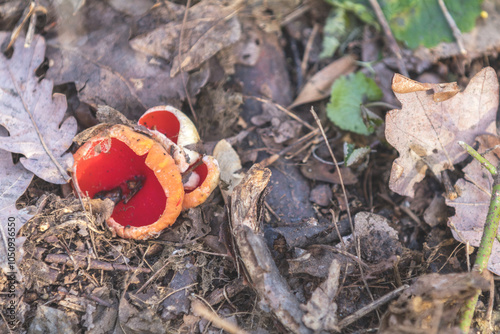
[72,106,219,239]
[72,125,184,239]
[138,106,220,209]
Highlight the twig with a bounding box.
[230,165,312,334]
[84,294,114,308]
[437,0,467,55]
[259,128,320,167]
[134,260,172,295]
[301,23,319,77]
[206,277,246,305]
[281,4,311,27]
[338,284,409,329]
[367,0,408,77]
[309,107,353,247]
[486,273,495,329]
[192,299,249,334]
[45,253,151,273]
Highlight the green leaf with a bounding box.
[325,0,377,25]
[325,0,483,49]
[320,1,376,58]
[382,0,483,49]
[320,8,348,59]
[327,71,382,135]
[343,143,371,167]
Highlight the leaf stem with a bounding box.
[458,141,497,176]
[458,143,500,331]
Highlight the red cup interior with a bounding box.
[74,138,167,227]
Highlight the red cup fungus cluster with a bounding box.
[72,106,220,240]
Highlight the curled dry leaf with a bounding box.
[213,139,243,203]
[0,33,77,184]
[379,272,490,333]
[289,55,357,109]
[386,67,499,197]
[447,134,500,275]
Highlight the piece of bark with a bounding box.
[230,164,312,334]
[301,260,340,331]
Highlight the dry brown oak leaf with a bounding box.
[0,127,33,277]
[45,1,208,120]
[447,134,500,275]
[0,33,76,184]
[130,0,241,77]
[386,67,499,197]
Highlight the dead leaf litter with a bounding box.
[3,0,500,333]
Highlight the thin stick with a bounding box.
[134,260,172,295]
[338,284,409,329]
[309,107,354,242]
[437,0,467,55]
[301,23,319,76]
[486,273,495,328]
[45,253,151,273]
[259,128,320,167]
[367,0,408,77]
[310,107,380,313]
[192,299,250,334]
[281,4,310,27]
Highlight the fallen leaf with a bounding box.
[130,0,242,77]
[232,19,293,121]
[28,305,79,334]
[0,144,33,276]
[386,67,499,197]
[300,159,358,185]
[45,1,207,120]
[289,55,357,109]
[353,212,402,263]
[447,134,500,275]
[0,33,77,184]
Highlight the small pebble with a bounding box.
[309,184,333,207]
